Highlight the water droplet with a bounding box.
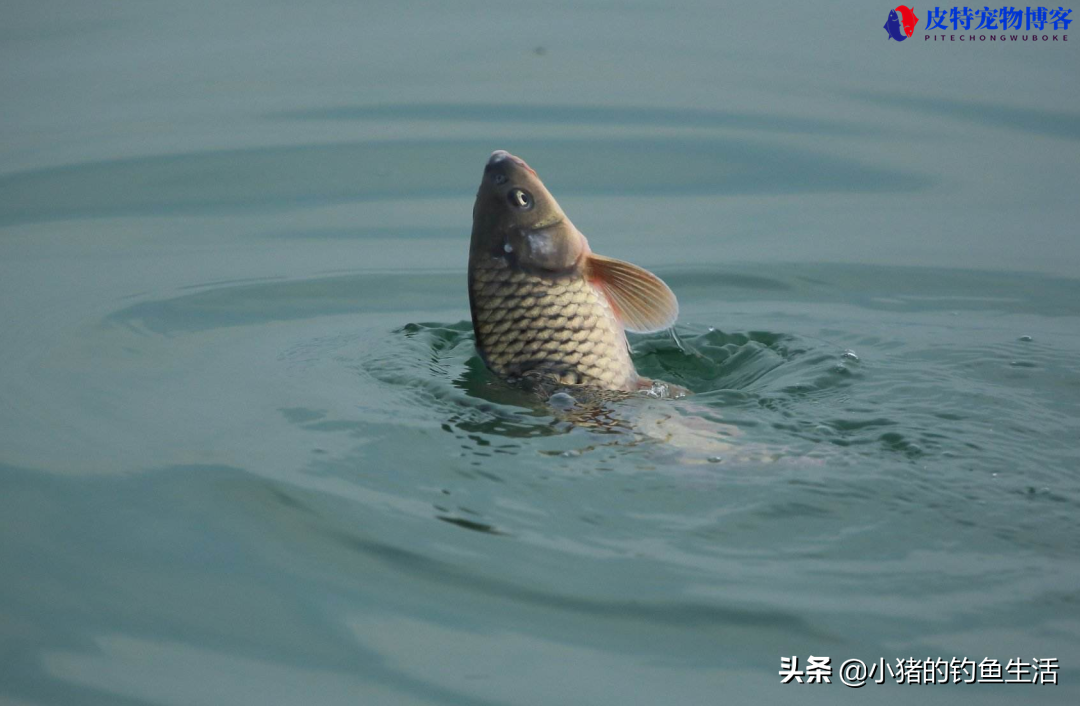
[549,392,577,409]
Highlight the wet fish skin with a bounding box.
[469,255,636,388]
[468,150,679,392]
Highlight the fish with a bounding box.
[895,6,920,37]
[468,150,681,395]
[884,9,908,41]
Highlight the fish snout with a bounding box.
[486,150,536,175]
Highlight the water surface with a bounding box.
[2,2,1079,704]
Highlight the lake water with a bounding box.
[2,2,1079,704]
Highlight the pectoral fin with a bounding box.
[586,254,679,333]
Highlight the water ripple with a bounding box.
[0,138,931,226]
[270,102,871,136]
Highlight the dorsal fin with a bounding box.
[586,254,679,333]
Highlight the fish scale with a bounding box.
[469,258,638,390]
[468,150,679,394]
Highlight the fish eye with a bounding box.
[508,188,533,210]
[493,173,508,185]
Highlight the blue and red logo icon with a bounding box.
[884,5,920,40]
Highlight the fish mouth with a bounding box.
[488,150,536,175]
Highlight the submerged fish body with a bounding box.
[468,150,679,393]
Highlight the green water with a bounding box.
[2,2,1079,704]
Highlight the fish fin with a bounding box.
[586,254,679,333]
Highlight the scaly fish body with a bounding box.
[469,256,635,388]
[468,150,679,393]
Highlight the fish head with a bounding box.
[471,150,587,273]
